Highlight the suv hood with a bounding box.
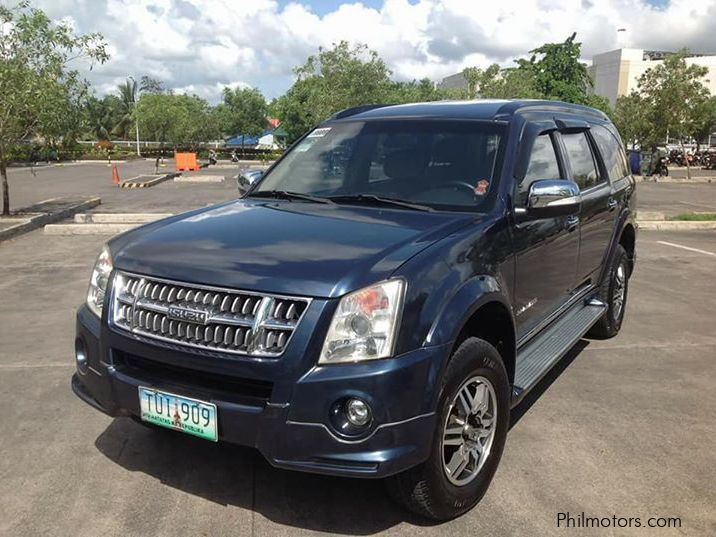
[110,200,473,298]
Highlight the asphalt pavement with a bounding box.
[5,159,243,214]
[0,226,714,536]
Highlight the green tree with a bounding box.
[636,51,710,177]
[388,78,457,103]
[0,1,107,215]
[459,35,608,113]
[136,93,218,147]
[214,87,268,137]
[274,42,393,142]
[517,33,593,104]
[462,64,541,99]
[113,77,138,140]
[83,94,123,140]
[691,95,716,150]
[612,92,650,148]
[139,75,164,94]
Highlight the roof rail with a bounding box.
[330,104,392,120]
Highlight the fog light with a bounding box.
[346,398,371,426]
[75,339,89,375]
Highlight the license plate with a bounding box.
[138,386,217,442]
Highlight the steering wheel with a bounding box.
[420,181,477,195]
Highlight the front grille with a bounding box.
[111,271,310,357]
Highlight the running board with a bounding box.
[511,298,606,406]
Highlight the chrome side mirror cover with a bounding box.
[519,179,582,218]
[237,169,264,194]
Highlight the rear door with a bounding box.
[559,129,617,284]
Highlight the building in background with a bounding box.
[589,48,716,106]
[439,71,468,91]
[439,48,716,107]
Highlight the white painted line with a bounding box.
[657,241,716,257]
[678,201,716,210]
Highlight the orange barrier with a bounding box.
[175,152,199,172]
[112,164,120,185]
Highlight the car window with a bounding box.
[256,120,506,211]
[561,132,600,189]
[591,125,629,180]
[519,134,561,205]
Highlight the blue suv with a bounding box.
[73,100,636,520]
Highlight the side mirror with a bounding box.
[524,180,581,218]
[237,169,264,194]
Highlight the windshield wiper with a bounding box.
[328,194,433,212]
[248,190,334,205]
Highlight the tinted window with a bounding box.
[520,134,561,204]
[591,125,629,179]
[256,120,505,210]
[562,132,599,189]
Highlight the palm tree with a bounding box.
[113,77,140,154]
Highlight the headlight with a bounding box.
[319,279,405,364]
[86,245,113,317]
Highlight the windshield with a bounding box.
[252,120,506,211]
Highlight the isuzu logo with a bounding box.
[167,305,209,325]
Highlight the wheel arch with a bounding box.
[452,301,516,386]
[427,276,516,387]
[619,222,636,274]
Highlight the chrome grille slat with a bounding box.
[111,271,310,357]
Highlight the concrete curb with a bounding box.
[637,220,716,230]
[174,175,224,183]
[44,223,140,235]
[74,213,172,224]
[0,197,101,243]
[120,172,179,188]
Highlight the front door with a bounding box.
[512,132,580,341]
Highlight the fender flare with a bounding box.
[426,275,514,349]
[599,207,636,284]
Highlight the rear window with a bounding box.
[561,132,599,189]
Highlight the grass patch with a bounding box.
[668,213,716,221]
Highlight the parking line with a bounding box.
[657,241,716,257]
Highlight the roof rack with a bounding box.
[330,104,392,120]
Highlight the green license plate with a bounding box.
[138,386,217,442]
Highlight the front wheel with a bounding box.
[386,338,510,520]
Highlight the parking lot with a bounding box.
[1,164,715,536]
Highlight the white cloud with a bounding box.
[32,0,716,102]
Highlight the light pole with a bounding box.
[128,76,141,157]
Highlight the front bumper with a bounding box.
[72,305,447,478]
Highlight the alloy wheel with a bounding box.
[441,375,497,486]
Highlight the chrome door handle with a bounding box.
[607,198,618,211]
[565,215,579,231]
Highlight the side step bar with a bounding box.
[511,298,606,407]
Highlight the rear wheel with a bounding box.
[588,244,630,339]
[386,338,510,520]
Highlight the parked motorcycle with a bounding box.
[654,156,669,176]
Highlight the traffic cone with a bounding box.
[112,164,121,186]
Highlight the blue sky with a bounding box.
[277,0,386,15]
[32,0,714,102]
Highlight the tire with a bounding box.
[588,244,630,339]
[386,338,510,520]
